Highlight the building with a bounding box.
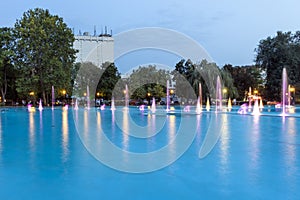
[73,31,114,66]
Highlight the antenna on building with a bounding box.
[94,25,96,36]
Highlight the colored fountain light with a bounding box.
[139,105,145,111]
[100,104,105,110]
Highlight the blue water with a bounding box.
[0,107,299,199]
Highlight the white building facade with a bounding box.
[73,32,114,66]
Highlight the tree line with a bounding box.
[1,8,300,106]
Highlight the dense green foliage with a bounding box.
[255,31,300,101]
[0,27,16,104]
[74,62,121,101]
[223,64,264,100]
[173,59,238,101]
[125,65,170,101]
[13,8,76,104]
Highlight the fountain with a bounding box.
[166,80,170,112]
[100,104,105,110]
[63,104,69,110]
[151,97,156,113]
[196,83,202,114]
[227,98,232,111]
[252,99,260,115]
[51,86,55,110]
[124,84,129,110]
[38,99,43,111]
[206,97,210,111]
[248,87,252,109]
[111,96,116,111]
[86,85,90,110]
[74,99,79,110]
[27,104,36,112]
[139,105,145,111]
[282,68,288,116]
[259,98,264,109]
[215,76,222,112]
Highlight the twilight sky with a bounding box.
[1,0,300,70]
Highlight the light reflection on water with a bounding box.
[0,115,2,157]
[284,117,297,186]
[29,112,35,151]
[62,109,69,162]
[219,114,230,175]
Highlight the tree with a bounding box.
[125,65,170,101]
[222,64,263,100]
[255,31,300,101]
[96,62,121,100]
[73,62,101,99]
[13,8,76,104]
[0,27,15,104]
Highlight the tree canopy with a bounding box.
[255,31,300,101]
[13,8,76,104]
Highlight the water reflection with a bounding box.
[284,118,297,180]
[29,112,35,151]
[61,109,69,162]
[122,110,129,151]
[248,114,261,172]
[219,114,230,174]
[168,115,176,160]
[0,115,2,156]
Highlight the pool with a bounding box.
[0,106,299,199]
